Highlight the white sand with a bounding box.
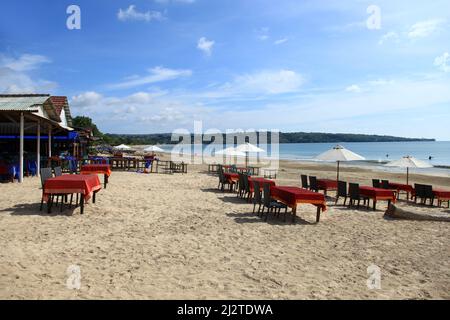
[0,160,449,299]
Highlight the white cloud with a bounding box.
[378,31,399,45]
[117,5,164,22]
[230,70,303,95]
[71,91,103,109]
[345,84,362,93]
[107,66,192,90]
[434,52,450,72]
[197,37,215,56]
[407,19,445,39]
[274,38,288,45]
[256,27,270,41]
[0,53,56,93]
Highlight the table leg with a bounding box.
[80,194,84,214]
[104,174,108,189]
[47,194,53,214]
[291,206,297,223]
[373,200,377,211]
[316,207,321,223]
[93,191,96,204]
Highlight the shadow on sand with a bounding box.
[0,202,76,217]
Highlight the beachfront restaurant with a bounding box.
[0,94,79,183]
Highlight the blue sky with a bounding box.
[0,0,449,139]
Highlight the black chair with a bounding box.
[348,183,370,208]
[242,174,251,202]
[54,166,63,177]
[39,167,53,212]
[423,185,435,206]
[381,180,390,189]
[301,175,309,189]
[237,173,245,198]
[309,176,318,192]
[261,183,288,221]
[252,180,263,214]
[335,181,348,205]
[218,167,234,191]
[372,179,381,188]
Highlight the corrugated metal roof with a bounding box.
[0,95,50,111]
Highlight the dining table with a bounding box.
[270,186,327,223]
[316,179,338,196]
[359,186,396,211]
[43,174,102,214]
[80,164,112,188]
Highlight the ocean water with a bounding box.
[277,141,450,166]
[158,141,450,177]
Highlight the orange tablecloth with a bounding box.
[43,174,101,202]
[317,179,338,191]
[359,186,396,203]
[80,164,112,177]
[271,186,327,211]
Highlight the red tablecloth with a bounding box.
[80,164,112,177]
[359,186,396,203]
[224,173,239,183]
[317,179,338,191]
[271,186,327,211]
[388,183,414,193]
[0,165,9,175]
[248,177,275,191]
[43,174,101,202]
[433,189,450,200]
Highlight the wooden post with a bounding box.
[37,120,40,177]
[406,167,409,185]
[48,125,52,158]
[19,112,24,183]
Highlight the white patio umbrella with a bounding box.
[315,145,365,180]
[385,156,433,184]
[114,144,132,151]
[144,145,165,153]
[235,143,265,167]
[216,147,246,165]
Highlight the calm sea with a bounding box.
[159,141,450,177]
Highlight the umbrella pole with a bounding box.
[406,167,409,185]
[336,161,340,181]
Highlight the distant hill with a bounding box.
[102,132,434,145]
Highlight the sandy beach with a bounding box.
[0,158,449,300]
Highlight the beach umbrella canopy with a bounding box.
[385,156,433,184]
[315,145,365,180]
[235,143,265,153]
[144,145,165,153]
[215,147,246,157]
[236,143,265,167]
[114,144,132,151]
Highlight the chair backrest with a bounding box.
[243,174,250,192]
[40,167,53,187]
[54,166,62,177]
[301,175,309,188]
[238,173,244,191]
[309,176,318,190]
[349,183,360,198]
[414,183,424,197]
[262,183,272,206]
[337,181,347,197]
[381,180,390,189]
[218,167,225,183]
[372,179,381,188]
[253,181,262,203]
[423,185,434,198]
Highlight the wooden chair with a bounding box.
[261,183,288,221]
[301,174,309,189]
[372,179,381,188]
[309,176,318,192]
[348,183,370,209]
